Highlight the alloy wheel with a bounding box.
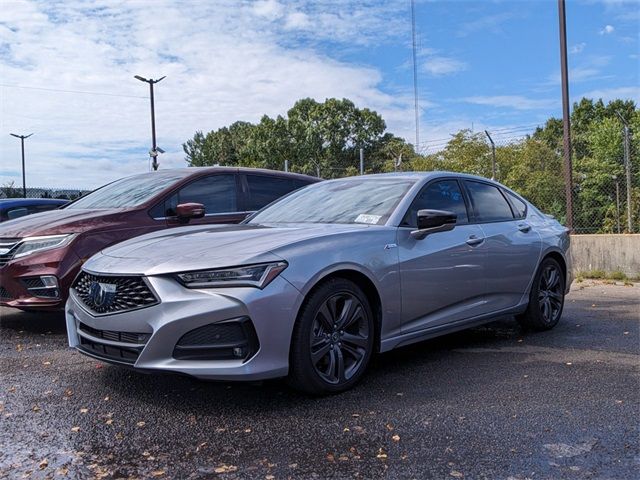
[310,292,370,385]
[538,264,563,324]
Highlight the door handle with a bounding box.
[517,223,531,233]
[466,235,484,246]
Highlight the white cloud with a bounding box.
[284,12,312,30]
[422,56,467,77]
[579,86,640,103]
[599,24,615,34]
[570,42,586,54]
[462,95,556,111]
[0,0,416,188]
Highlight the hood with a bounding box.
[0,208,133,237]
[85,223,370,275]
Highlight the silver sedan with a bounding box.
[66,172,572,394]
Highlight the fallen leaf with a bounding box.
[105,419,113,425]
[80,408,88,414]
[338,455,349,461]
[8,387,16,393]
[343,427,350,432]
[385,423,394,431]
[38,459,48,469]
[392,434,400,442]
[265,475,275,480]
[43,361,51,366]
[213,465,237,473]
[103,396,110,401]
[196,442,208,452]
[450,471,464,478]
[136,421,146,427]
[566,362,572,366]
[351,413,360,418]
[151,470,166,477]
[326,453,335,462]
[32,405,41,412]
[71,426,80,432]
[376,448,387,459]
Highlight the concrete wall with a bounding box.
[571,234,640,277]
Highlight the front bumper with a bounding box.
[0,249,81,310]
[66,275,301,381]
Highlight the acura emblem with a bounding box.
[89,282,117,308]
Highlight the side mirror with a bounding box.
[411,209,457,239]
[175,203,205,223]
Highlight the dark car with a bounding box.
[0,198,68,222]
[0,167,319,311]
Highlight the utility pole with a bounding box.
[557,0,574,231]
[9,133,33,198]
[359,148,364,175]
[615,111,633,233]
[484,130,496,180]
[410,0,420,150]
[135,75,166,170]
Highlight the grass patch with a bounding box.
[576,270,638,282]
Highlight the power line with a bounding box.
[0,83,146,99]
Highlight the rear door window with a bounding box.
[245,175,301,211]
[464,181,514,222]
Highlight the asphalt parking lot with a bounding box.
[1,281,638,479]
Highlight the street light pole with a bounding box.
[615,111,633,233]
[135,75,166,171]
[484,130,496,180]
[9,133,33,198]
[558,0,574,231]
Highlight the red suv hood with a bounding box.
[0,208,133,237]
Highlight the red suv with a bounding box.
[0,167,318,311]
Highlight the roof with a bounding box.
[116,167,320,182]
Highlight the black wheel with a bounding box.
[516,257,565,331]
[288,278,375,395]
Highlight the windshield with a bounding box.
[67,173,188,209]
[247,177,415,225]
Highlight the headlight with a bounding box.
[175,261,288,289]
[13,234,76,259]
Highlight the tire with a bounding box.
[288,278,375,395]
[516,257,565,331]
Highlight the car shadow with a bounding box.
[0,307,66,334]
[93,315,530,413]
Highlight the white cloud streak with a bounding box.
[0,0,416,188]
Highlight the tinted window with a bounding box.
[464,181,514,222]
[153,174,238,218]
[504,190,527,219]
[6,207,28,220]
[403,180,468,227]
[246,175,302,211]
[248,178,415,225]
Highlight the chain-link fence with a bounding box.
[416,129,639,234]
[0,185,90,200]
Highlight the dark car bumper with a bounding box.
[0,248,82,311]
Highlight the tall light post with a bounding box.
[615,111,633,233]
[135,75,165,171]
[9,133,33,198]
[558,0,574,231]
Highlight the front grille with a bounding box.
[72,271,158,315]
[0,238,21,267]
[78,322,150,345]
[0,286,12,300]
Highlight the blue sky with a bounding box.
[0,0,638,188]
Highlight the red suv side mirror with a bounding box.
[175,203,205,223]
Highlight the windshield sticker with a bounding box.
[355,214,382,225]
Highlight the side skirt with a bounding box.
[380,303,528,353]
